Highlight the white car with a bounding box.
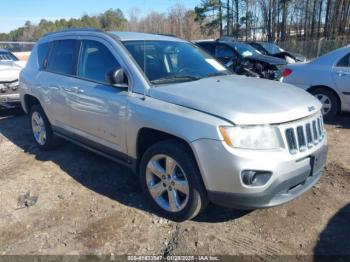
[281,46,350,119]
[0,49,26,108]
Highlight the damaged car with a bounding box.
[0,49,26,108]
[195,39,287,80]
[248,42,307,64]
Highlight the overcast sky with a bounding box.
[0,0,199,33]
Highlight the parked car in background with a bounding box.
[282,45,350,119]
[20,29,327,221]
[195,39,286,80]
[0,49,26,108]
[248,42,307,63]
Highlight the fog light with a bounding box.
[242,170,272,186]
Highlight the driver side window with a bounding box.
[336,54,350,68]
[78,40,121,84]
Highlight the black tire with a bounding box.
[29,104,59,150]
[139,139,208,221]
[310,88,339,120]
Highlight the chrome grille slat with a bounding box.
[306,123,313,148]
[312,121,318,144]
[284,115,325,155]
[296,126,306,152]
[286,128,298,154]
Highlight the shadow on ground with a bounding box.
[314,203,350,261]
[0,109,248,222]
[325,112,350,129]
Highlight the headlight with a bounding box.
[219,125,283,150]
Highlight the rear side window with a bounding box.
[37,42,50,70]
[78,40,121,84]
[336,54,350,67]
[47,40,79,75]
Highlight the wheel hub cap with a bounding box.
[31,111,47,146]
[146,155,190,213]
[315,94,332,115]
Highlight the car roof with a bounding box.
[0,49,10,52]
[109,31,186,42]
[41,29,187,43]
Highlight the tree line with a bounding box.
[195,0,350,41]
[0,1,349,43]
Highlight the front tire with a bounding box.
[139,140,208,221]
[310,88,339,120]
[29,105,59,150]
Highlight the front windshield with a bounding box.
[231,42,261,57]
[260,43,284,55]
[0,51,18,61]
[123,41,231,85]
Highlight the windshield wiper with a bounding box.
[205,72,232,78]
[151,75,201,84]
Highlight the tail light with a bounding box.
[282,68,293,78]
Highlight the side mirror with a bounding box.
[109,68,128,88]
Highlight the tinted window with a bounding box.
[47,40,79,75]
[78,40,121,83]
[197,42,215,55]
[37,42,50,69]
[215,44,234,59]
[337,54,350,67]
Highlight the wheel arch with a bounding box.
[135,128,200,175]
[23,94,41,114]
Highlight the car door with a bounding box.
[67,38,128,157]
[45,39,80,129]
[332,53,350,105]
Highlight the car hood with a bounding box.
[149,75,322,125]
[246,54,287,65]
[0,61,24,82]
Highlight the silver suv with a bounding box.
[20,29,328,221]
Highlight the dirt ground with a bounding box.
[0,108,349,259]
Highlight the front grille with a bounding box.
[284,115,325,154]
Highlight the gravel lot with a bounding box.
[0,108,349,259]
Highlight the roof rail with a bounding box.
[43,28,104,37]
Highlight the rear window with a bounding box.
[47,40,79,76]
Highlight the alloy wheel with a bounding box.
[146,154,190,213]
[31,111,47,146]
[315,93,332,115]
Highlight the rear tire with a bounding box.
[29,105,59,150]
[310,88,339,120]
[139,139,208,221]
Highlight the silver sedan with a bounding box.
[281,46,350,119]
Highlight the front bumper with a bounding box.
[0,93,20,104]
[191,138,328,209]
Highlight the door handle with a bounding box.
[74,87,85,94]
[63,86,84,94]
[48,85,59,90]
